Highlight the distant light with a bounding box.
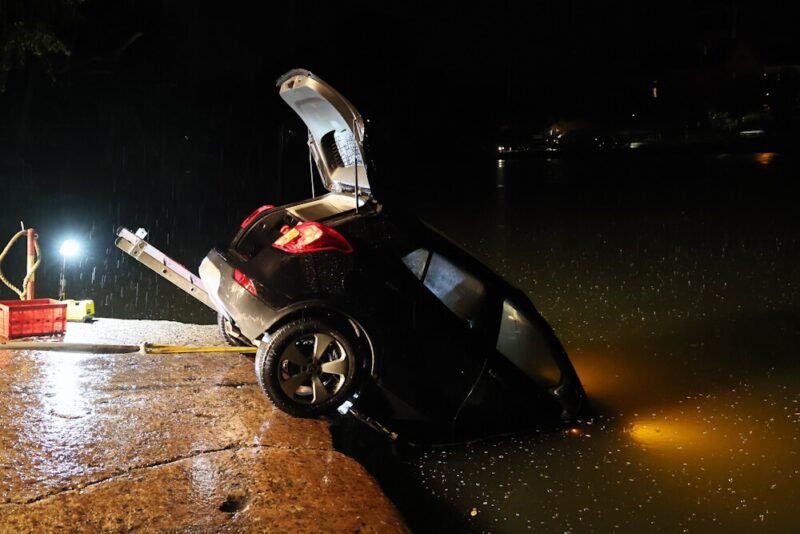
[629,141,644,149]
[754,152,777,166]
[59,239,80,258]
[497,159,506,168]
[739,129,765,138]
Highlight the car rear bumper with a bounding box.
[198,248,279,342]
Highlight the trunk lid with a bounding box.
[277,69,371,199]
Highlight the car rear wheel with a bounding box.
[217,313,248,347]
[255,318,360,418]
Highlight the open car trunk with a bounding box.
[278,69,372,201]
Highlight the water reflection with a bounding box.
[39,353,93,421]
[753,152,777,165]
[411,372,799,532]
[1,351,105,494]
[628,419,725,451]
[496,160,506,186]
[389,154,800,532]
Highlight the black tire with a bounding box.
[255,317,361,418]
[217,313,248,347]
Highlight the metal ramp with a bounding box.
[115,227,216,311]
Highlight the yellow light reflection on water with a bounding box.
[754,152,777,165]
[628,419,727,453]
[567,348,659,410]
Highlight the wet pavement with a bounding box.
[0,319,407,532]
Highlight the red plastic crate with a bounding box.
[0,299,67,339]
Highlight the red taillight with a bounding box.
[240,205,275,228]
[272,222,353,254]
[233,269,258,296]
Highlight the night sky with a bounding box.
[4,1,799,158]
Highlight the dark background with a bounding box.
[0,0,798,320]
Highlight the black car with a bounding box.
[199,69,587,435]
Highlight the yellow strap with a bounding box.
[0,341,257,354]
[143,344,257,354]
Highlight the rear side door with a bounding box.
[374,246,489,422]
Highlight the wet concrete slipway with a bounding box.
[0,319,407,532]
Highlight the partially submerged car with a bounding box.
[198,69,587,435]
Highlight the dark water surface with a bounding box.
[359,153,800,533]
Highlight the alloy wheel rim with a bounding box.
[277,332,349,405]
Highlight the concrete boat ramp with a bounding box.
[0,318,407,532]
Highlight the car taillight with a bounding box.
[240,205,275,228]
[272,222,353,254]
[233,269,258,296]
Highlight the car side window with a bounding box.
[496,299,561,386]
[422,253,485,325]
[401,248,430,280]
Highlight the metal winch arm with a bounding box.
[115,227,217,311]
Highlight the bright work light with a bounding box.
[59,239,80,300]
[59,239,80,258]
